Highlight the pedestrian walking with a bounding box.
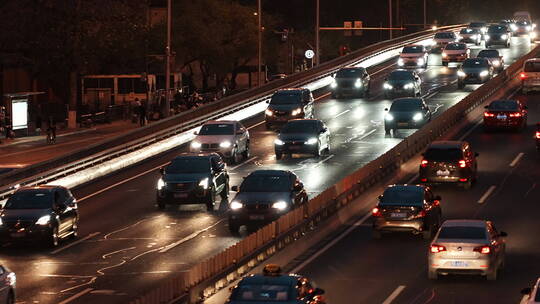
[46,116,56,144]
[139,102,146,126]
[4,115,14,139]
[35,115,42,135]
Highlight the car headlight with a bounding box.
[230,201,243,210]
[480,70,489,77]
[265,109,273,116]
[385,113,394,121]
[492,60,500,66]
[383,83,393,90]
[481,27,487,33]
[397,58,404,66]
[157,178,165,190]
[511,24,517,31]
[457,70,466,77]
[36,215,51,225]
[442,52,448,58]
[413,112,423,121]
[0,217,3,226]
[291,108,302,116]
[527,26,532,31]
[191,141,202,149]
[471,34,478,39]
[274,138,284,145]
[417,58,425,66]
[7,272,15,286]
[501,34,508,40]
[330,79,337,88]
[199,178,209,189]
[404,82,414,90]
[272,201,288,210]
[431,40,437,46]
[219,141,232,148]
[530,32,537,39]
[485,34,490,40]
[306,137,318,145]
[457,35,463,40]
[355,79,363,88]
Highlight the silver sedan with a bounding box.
[190,120,250,164]
[428,219,507,280]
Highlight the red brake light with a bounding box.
[536,131,540,139]
[509,112,521,117]
[418,210,427,217]
[372,207,382,217]
[421,159,429,168]
[474,246,491,254]
[458,160,467,168]
[520,72,527,79]
[484,112,495,117]
[430,244,446,253]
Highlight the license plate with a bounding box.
[390,212,407,218]
[397,122,409,127]
[450,261,469,267]
[288,146,301,150]
[436,170,450,176]
[174,193,188,198]
[249,215,265,220]
[10,232,25,238]
[497,115,507,120]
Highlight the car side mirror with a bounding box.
[378,194,383,200]
[313,288,325,295]
[159,167,165,175]
[475,152,479,157]
[521,287,532,295]
[434,195,442,201]
[499,231,508,237]
[231,185,239,192]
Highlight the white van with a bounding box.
[514,11,532,23]
[521,58,540,94]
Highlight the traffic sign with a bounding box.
[305,50,315,59]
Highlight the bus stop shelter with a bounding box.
[3,91,45,136]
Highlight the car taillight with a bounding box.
[474,246,491,254]
[509,112,522,117]
[421,159,429,168]
[520,72,527,79]
[458,160,467,168]
[536,131,540,139]
[372,207,382,217]
[417,210,427,217]
[484,112,495,117]
[430,244,446,253]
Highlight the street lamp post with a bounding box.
[257,0,262,87]
[423,0,427,29]
[315,0,320,66]
[164,0,172,117]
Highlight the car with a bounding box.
[384,97,432,134]
[441,43,470,66]
[477,49,504,72]
[227,264,326,304]
[274,119,330,159]
[468,22,488,38]
[330,67,371,98]
[419,141,478,189]
[483,99,528,131]
[190,120,250,164]
[499,19,517,33]
[265,88,314,130]
[536,123,540,151]
[397,45,429,68]
[372,184,442,240]
[0,265,15,304]
[428,219,507,280]
[383,70,422,99]
[268,73,287,81]
[521,278,540,304]
[458,28,482,45]
[432,31,458,51]
[457,58,494,89]
[515,20,534,37]
[485,25,511,48]
[156,153,229,211]
[228,170,308,233]
[521,58,540,94]
[0,185,79,247]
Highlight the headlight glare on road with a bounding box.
[404,82,414,90]
[383,83,393,90]
[397,58,404,66]
[480,70,489,77]
[36,215,51,225]
[492,60,500,66]
[385,113,394,121]
[272,201,288,210]
[501,34,508,40]
[199,178,209,189]
[413,112,423,121]
[230,201,243,210]
[265,109,273,116]
[274,138,285,145]
[219,141,232,148]
[330,79,337,88]
[306,138,318,145]
[355,78,363,88]
[457,70,466,77]
[191,141,202,149]
[291,108,302,116]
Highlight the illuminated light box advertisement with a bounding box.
[12,98,28,130]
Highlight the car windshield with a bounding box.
[231,284,292,301]
[167,158,209,174]
[402,46,423,53]
[438,226,487,239]
[460,28,477,34]
[488,100,518,110]
[390,100,422,111]
[517,21,529,26]
[198,123,234,135]
[477,50,499,58]
[388,71,414,81]
[380,188,423,206]
[434,32,454,39]
[424,147,462,161]
[488,26,506,33]
[241,175,291,192]
[462,59,489,68]
[281,121,318,134]
[469,22,485,28]
[270,91,302,105]
[524,61,540,72]
[336,69,363,78]
[445,44,465,50]
[5,190,53,209]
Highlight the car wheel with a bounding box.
[242,142,250,159]
[275,152,282,160]
[385,127,391,135]
[157,199,166,209]
[487,267,498,281]
[228,221,240,234]
[392,128,398,135]
[205,189,215,211]
[428,269,438,280]
[49,226,59,247]
[71,221,79,238]
[372,229,382,239]
[220,182,229,200]
[6,291,14,304]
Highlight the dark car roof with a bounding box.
[15,185,62,193]
[391,97,423,105]
[248,170,291,177]
[428,141,464,149]
[390,69,414,76]
[239,274,300,286]
[478,49,500,56]
[386,184,425,193]
[175,152,219,159]
[338,67,365,72]
[275,88,307,93]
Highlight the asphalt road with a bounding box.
[0,37,535,304]
[287,90,540,304]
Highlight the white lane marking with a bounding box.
[51,232,101,255]
[316,92,332,101]
[406,174,419,184]
[313,155,335,168]
[382,285,406,304]
[371,62,398,76]
[229,156,258,170]
[291,212,371,273]
[509,152,524,167]
[334,109,350,118]
[158,219,227,254]
[478,185,497,204]
[247,120,266,130]
[458,119,482,141]
[58,288,93,304]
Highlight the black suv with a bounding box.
[330,67,371,98]
[372,184,442,239]
[0,186,79,247]
[156,153,229,211]
[265,88,314,130]
[228,170,308,233]
[383,70,422,99]
[274,119,330,159]
[485,25,511,48]
[384,97,432,135]
[419,141,479,189]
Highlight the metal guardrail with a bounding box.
[128,43,540,304]
[0,24,464,200]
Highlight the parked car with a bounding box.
[397,45,429,68]
[0,185,79,247]
[228,170,308,233]
[0,265,15,304]
[330,67,371,98]
[274,119,330,159]
[156,153,229,211]
[483,99,528,131]
[521,58,540,94]
[477,49,504,72]
[265,88,314,130]
[457,58,494,89]
[190,120,250,164]
[383,70,422,99]
[384,97,432,135]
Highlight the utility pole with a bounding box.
[389,0,393,39]
[164,0,172,117]
[423,0,427,29]
[315,0,320,66]
[257,0,262,86]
